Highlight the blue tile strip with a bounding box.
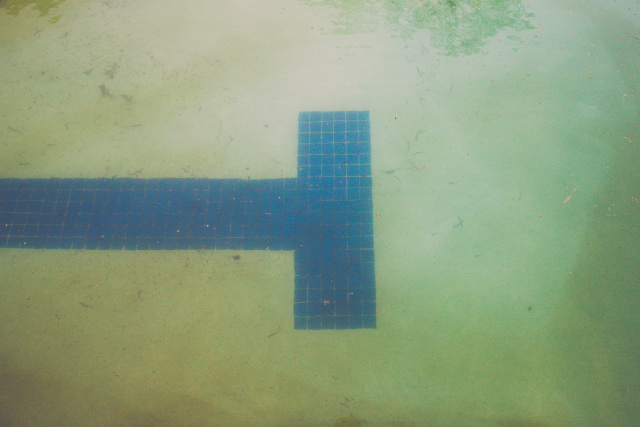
[0,111,375,329]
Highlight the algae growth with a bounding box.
[0,0,65,17]
[302,0,535,56]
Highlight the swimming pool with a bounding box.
[1,0,638,424]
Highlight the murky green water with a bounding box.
[1,0,639,425]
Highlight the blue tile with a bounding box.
[32,236,47,248]
[294,316,307,329]
[309,112,322,122]
[349,315,363,328]
[350,301,364,316]
[294,302,308,316]
[0,111,376,330]
[309,132,322,143]
[362,315,376,328]
[321,112,334,121]
[299,111,311,122]
[333,111,346,121]
[56,238,73,249]
[86,238,101,249]
[336,316,350,329]
[307,316,322,329]
[321,316,336,329]
[294,287,307,303]
[335,299,349,316]
[363,300,376,315]
[359,130,370,142]
[362,284,376,302]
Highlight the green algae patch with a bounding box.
[302,0,535,56]
[1,0,66,17]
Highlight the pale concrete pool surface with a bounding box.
[0,0,639,425]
